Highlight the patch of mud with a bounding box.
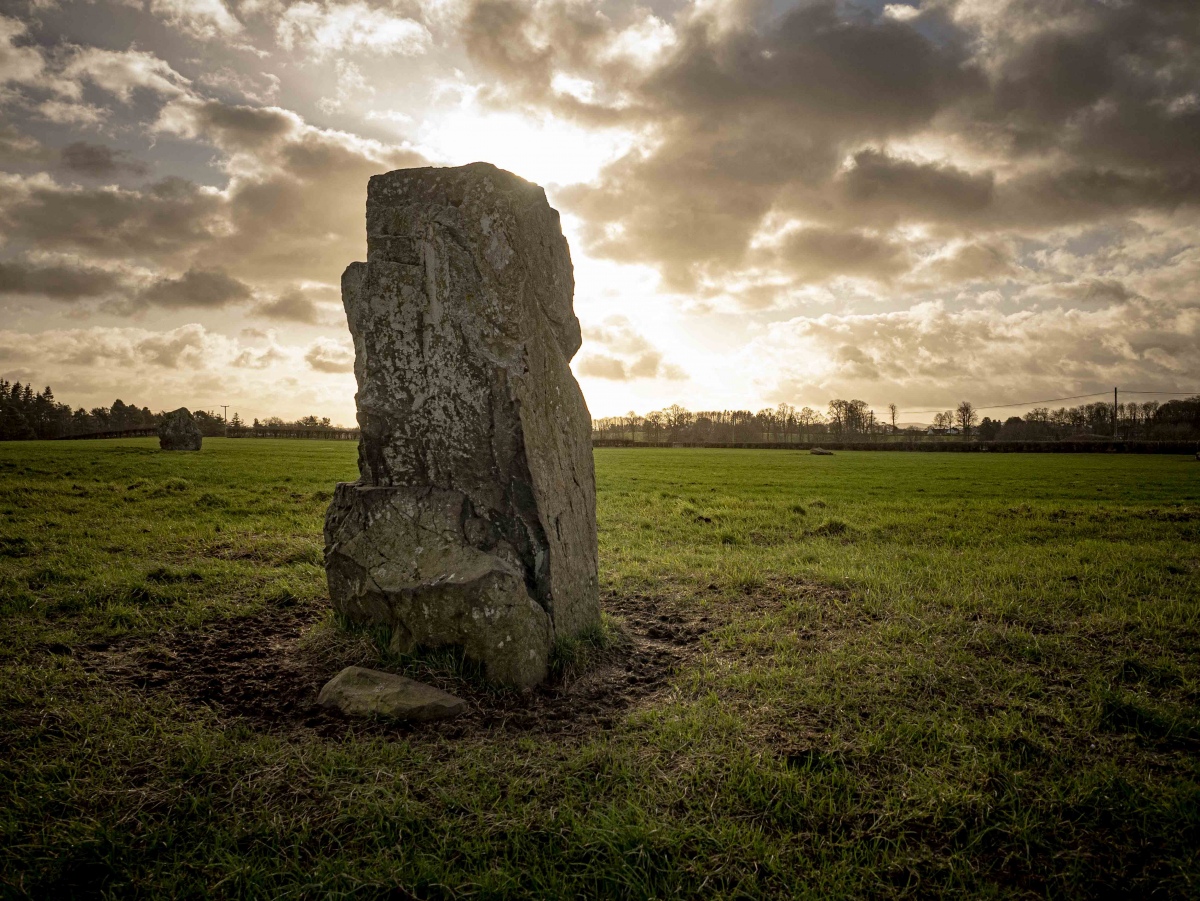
[82,603,331,732]
[80,590,738,740]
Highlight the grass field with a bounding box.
[1,439,1198,898]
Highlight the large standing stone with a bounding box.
[324,163,599,689]
[158,407,202,451]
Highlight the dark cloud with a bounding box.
[475,0,1200,292]
[255,289,322,323]
[137,267,252,308]
[838,150,994,223]
[0,177,223,263]
[59,142,151,178]
[167,100,298,151]
[0,95,426,288]
[0,125,46,166]
[994,166,1200,228]
[136,326,210,367]
[304,339,353,373]
[924,243,1015,283]
[462,0,629,124]
[776,227,909,284]
[576,352,629,380]
[962,0,1200,170]
[0,258,125,301]
[646,3,976,135]
[577,351,685,381]
[545,1,984,287]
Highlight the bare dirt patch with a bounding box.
[79,589,738,740]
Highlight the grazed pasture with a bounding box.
[1,440,1198,898]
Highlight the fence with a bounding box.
[55,426,360,441]
[592,438,1200,454]
[231,427,360,440]
[47,432,1200,453]
[56,427,159,440]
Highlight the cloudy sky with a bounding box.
[1,0,1197,424]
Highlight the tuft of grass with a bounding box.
[145,566,203,584]
[551,612,628,680]
[810,518,851,537]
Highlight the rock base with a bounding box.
[324,482,552,689]
[317,665,465,721]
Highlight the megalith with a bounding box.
[324,163,600,688]
[158,407,202,450]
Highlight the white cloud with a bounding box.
[198,67,281,104]
[0,17,46,89]
[600,15,677,70]
[35,100,109,126]
[149,0,243,40]
[883,4,922,23]
[578,315,687,381]
[741,298,1200,410]
[63,47,192,102]
[276,1,431,57]
[317,58,374,114]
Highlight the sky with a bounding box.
[0,0,1197,426]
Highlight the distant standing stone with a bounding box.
[158,407,202,451]
[324,163,600,689]
[317,666,465,722]
[811,447,834,456]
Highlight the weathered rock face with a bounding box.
[324,163,599,688]
[158,407,202,451]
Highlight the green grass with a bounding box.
[1,440,1199,898]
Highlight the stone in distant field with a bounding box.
[158,407,202,451]
[811,448,834,456]
[317,665,465,721]
[324,162,599,689]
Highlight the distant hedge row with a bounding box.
[591,439,1200,454]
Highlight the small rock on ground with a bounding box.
[811,448,835,455]
[317,666,466,722]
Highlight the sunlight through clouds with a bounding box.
[410,82,639,187]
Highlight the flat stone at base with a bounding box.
[317,665,466,722]
[811,448,835,455]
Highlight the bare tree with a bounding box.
[955,401,978,438]
[888,403,898,434]
[665,404,692,439]
[777,403,796,444]
[798,406,819,441]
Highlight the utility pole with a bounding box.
[221,404,229,437]
[1113,387,1118,439]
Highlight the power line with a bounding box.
[1121,390,1200,396]
[899,392,1110,415]
[899,388,1199,416]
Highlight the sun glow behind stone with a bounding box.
[412,89,637,187]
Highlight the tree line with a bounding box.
[0,379,340,440]
[592,397,1200,444]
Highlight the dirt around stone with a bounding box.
[79,588,756,741]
